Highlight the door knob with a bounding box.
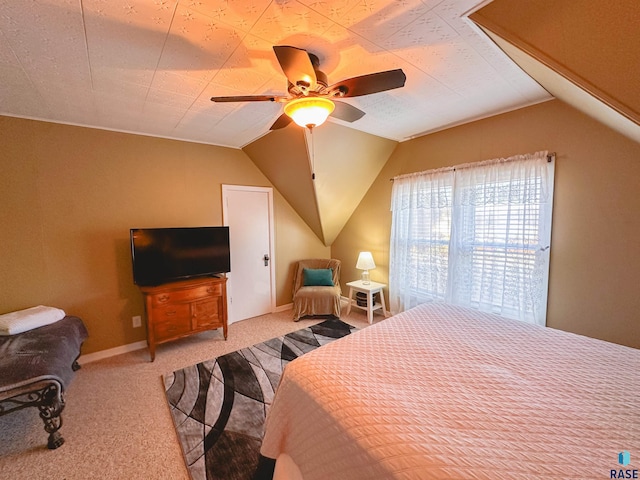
[263,254,270,266]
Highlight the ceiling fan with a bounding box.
[211,45,407,130]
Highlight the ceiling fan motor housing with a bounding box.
[314,69,328,90]
[307,52,327,89]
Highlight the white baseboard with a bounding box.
[78,340,147,365]
[275,303,293,312]
[80,305,295,364]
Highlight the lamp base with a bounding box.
[361,270,370,285]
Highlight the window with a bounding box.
[389,151,554,326]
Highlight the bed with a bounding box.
[260,303,640,479]
[0,315,88,449]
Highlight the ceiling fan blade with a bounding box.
[273,46,317,89]
[270,113,293,130]
[211,95,278,102]
[329,69,406,98]
[330,101,366,123]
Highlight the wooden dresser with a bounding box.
[140,276,227,361]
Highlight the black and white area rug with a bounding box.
[163,318,356,480]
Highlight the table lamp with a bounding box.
[356,251,376,285]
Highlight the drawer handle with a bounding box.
[165,310,176,316]
[158,294,170,303]
[207,287,215,293]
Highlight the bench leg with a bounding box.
[38,384,66,449]
[47,430,64,450]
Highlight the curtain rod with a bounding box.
[390,151,556,181]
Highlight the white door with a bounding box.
[222,185,275,324]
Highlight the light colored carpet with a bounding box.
[0,305,374,479]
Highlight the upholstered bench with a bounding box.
[0,313,88,449]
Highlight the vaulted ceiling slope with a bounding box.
[471,0,640,143]
[0,0,549,149]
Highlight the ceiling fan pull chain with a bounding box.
[309,126,316,181]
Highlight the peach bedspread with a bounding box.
[261,303,640,479]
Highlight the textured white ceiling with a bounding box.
[0,0,550,149]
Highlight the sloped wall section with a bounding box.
[470,0,640,143]
[244,121,397,246]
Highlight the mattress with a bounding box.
[260,303,640,479]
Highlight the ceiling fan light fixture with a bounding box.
[284,97,335,128]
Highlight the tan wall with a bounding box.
[0,116,327,354]
[332,100,640,349]
[274,189,330,304]
[273,189,330,305]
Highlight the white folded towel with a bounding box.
[0,305,66,336]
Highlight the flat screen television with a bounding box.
[130,227,230,286]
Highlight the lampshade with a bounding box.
[356,251,375,284]
[356,251,376,271]
[283,97,335,128]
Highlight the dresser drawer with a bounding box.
[153,319,191,341]
[152,304,191,324]
[150,282,222,307]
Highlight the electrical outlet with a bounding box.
[132,315,142,328]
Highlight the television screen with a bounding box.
[130,227,230,286]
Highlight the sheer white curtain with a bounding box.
[389,168,454,313]
[390,151,555,326]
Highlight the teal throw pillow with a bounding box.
[303,268,334,286]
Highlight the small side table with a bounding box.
[345,280,389,324]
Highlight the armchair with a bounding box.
[292,259,342,321]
